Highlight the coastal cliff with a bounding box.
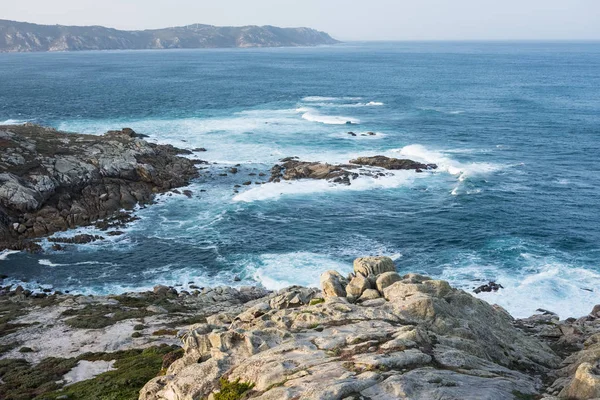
[0,257,598,399]
[0,20,339,52]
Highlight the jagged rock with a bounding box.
[140,262,561,400]
[353,256,396,276]
[320,270,348,298]
[560,362,600,399]
[0,124,199,250]
[375,271,401,293]
[474,281,504,294]
[349,155,437,171]
[358,288,381,302]
[345,273,371,298]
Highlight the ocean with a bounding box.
[1,41,599,318]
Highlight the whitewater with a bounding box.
[1,42,599,319]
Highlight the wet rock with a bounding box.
[48,234,103,244]
[0,124,198,250]
[349,155,437,171]
[474,281,504,294]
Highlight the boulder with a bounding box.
[353,256,396,276]
[345,273,371,298]
[375,271,401,293]
[560,362,600,399]
[320,270,348,298]
[358,288,381,302]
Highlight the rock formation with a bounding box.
[269,156,437,185]
[0,124,199,250]
[140,256,593,400]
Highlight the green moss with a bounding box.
[0,342,17,355]
[511,391,537,400]
[133,324,145,331]
[62,304,154,329]
[131,332,142,338]
[214,378,254,400]
[309,298,325,306]
[38,345,181,400]
[167,315,207,327]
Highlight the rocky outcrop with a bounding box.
[0,19,339,53]
[0,124,199,249]
[269,156,438,186]
[140,257,565,400]
[349,156,437,172]
[516,306,600,399]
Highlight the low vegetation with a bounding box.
[0,344,182,400]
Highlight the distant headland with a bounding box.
[0,19,340,52]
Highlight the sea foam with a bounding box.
[232,169,426,203]
[300,109,360,125]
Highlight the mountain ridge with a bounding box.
[0,19,340,52]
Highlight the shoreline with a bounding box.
[0,258,598,399]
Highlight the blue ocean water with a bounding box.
[1,42,599,318]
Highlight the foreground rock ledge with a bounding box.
[140,257,600,400]
[0,124,199,250]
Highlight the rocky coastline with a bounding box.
[0,124,199,252]
[0,257,599,399]
[1,125,599,399]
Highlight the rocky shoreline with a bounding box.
[0,124,200,252]
[1,125,599,399]
[0,257,599,399]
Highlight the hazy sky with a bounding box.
[3,0,600,41]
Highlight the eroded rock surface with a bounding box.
[140,260,565,400]
[0,124,199,250]
[269,156,438,185]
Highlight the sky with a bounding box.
[2,0,600,41]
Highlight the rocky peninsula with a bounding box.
[0,257,599,399]
[0,124,199,251]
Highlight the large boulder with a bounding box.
[375,271,401,293]
[320,270,348,298]
[345,273,371,298]
[353,256,396,276]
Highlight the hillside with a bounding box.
[0,19,339,52]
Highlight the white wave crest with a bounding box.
[0,119,28,125]
[439,256,600,319]
[39,259,115,268]
[302,96,362,102]
[233,170,425,203]
[0,250,20,261]
[247,252,352,290]
[300,109,360,125]
[393,144,502,181]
